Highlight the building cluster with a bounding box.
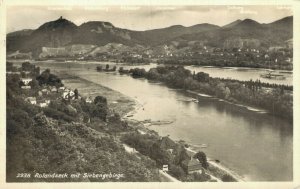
[149,44,293,66]
[7,62,94,108]
[24,84,93,108]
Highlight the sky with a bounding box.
[6,5,292,33]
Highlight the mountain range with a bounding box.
[6,16,293,58]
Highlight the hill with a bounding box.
[170,16,293,49]
[6,16,293,58]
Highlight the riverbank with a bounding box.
[186,90,268,114]
[57,71,244,182]
[52,70,136,117]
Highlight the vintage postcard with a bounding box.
[0,0,299,188]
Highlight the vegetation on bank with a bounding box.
[96,64,117,72]
[6,62,159,182]
[128,66,293,121]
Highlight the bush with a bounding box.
[168,164,186,180]
[43,107,75,122]
[36,69,63,87]
[192,171,211,182]
[221,174,236,182]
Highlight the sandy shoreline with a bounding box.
[53,70,136,117]
[186,90,268,114]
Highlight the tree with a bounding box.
[21,62,34,71]
[36,69,62,87]
[147,68,160,80]
[130,68,146,78]
[174,147,190,165]
[30,78,39,89]
[89,96,108,121]
[74,89,79,99]
[215,82,227,98]
[169,164,186,180]
[221,174,236,182]
[195,72,210,82]
[194,151,209,169]
[96,66,102,71]
[149,142,172,166]
[94,96,107,105]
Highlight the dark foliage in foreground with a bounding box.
[6,66,159,182]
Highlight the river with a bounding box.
[30,61,293,181]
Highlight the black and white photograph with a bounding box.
[1,0,299,187]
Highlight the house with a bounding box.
[50,87,58,93]
[25,97,37,105]
[264,54,270,59]
[21,86,31,89]
[62,90,75,100]
[58,86,66,92]
[159,136,177,149]
[137,129,146,135]
[182,157,203,174]
[162,165,169,172]
[167,148,174,154]
[286,57,292,63]
[21,78,32,86]
[36,99,48,107]
[63,91,70,99]
[6,71,20,75]
[179,149,204,174]
[39,102,48,108]
[38,91,43,96]
[41,88,50,95]
[85,97,93,103]
[45,100,51,105]
[69,90,75,97]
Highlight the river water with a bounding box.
[32,61,293,181]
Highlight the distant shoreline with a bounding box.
[7,58,293,72]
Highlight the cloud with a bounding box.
[6,5,293,33]
[141,6,217,17]
[227,6,257,15]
